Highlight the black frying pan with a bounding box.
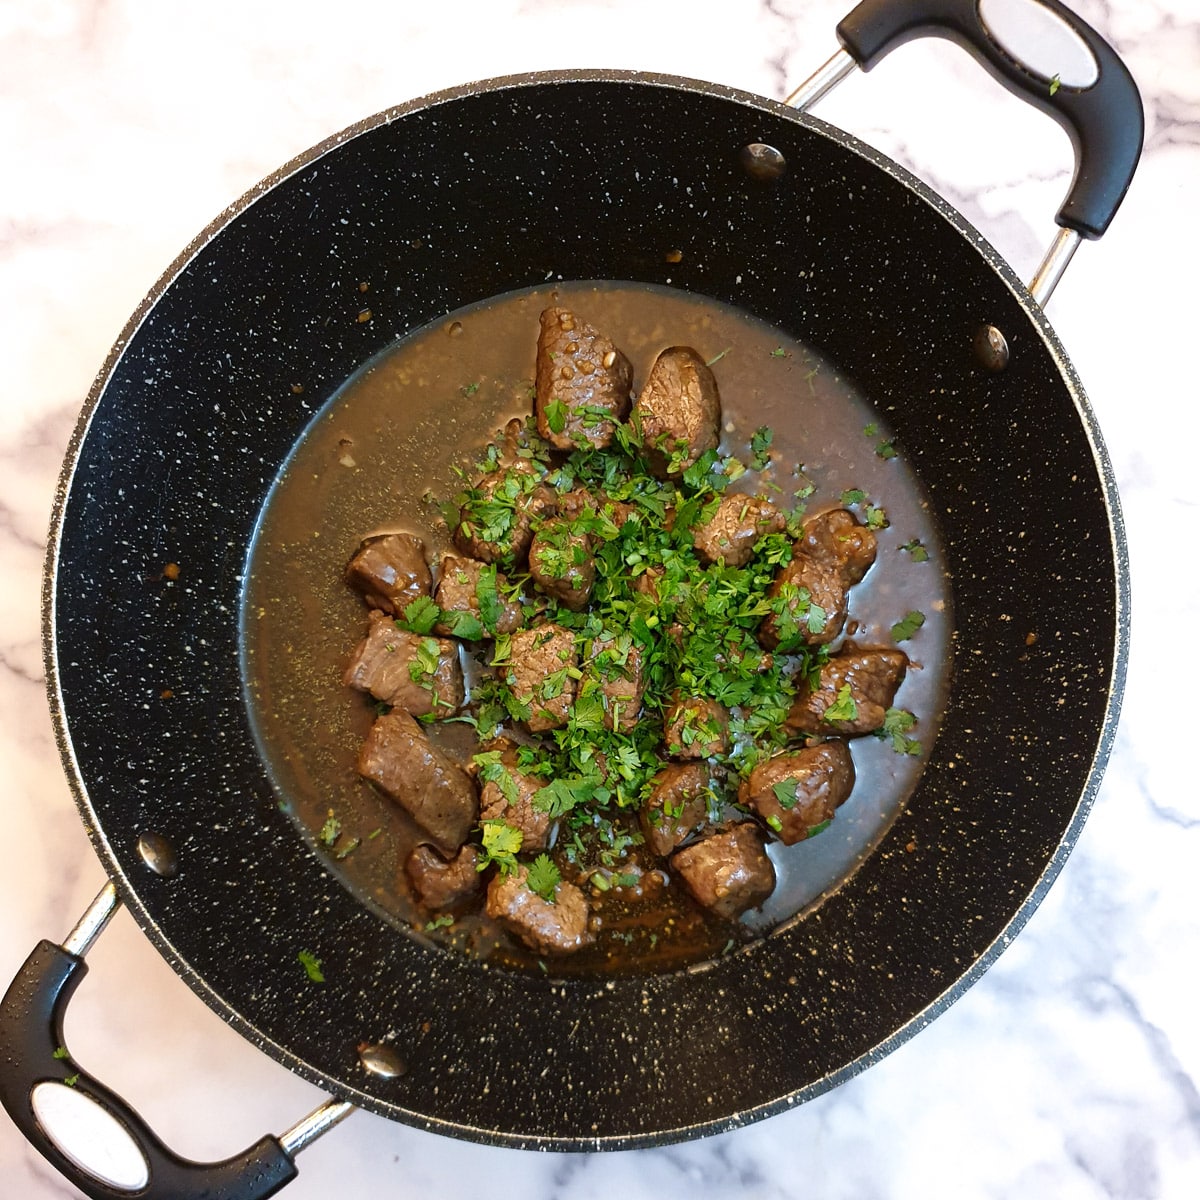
[0,0,1141,1195]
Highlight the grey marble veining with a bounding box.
[2,0,1197,1197]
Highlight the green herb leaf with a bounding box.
[771,779,800,810]
[443,608,485,640]
[891,610,926,642]
[769,347,788,358]
[840,487,866,507]
[876,707,922,755]
[320,813,341,846]
[479,820,523,874]
[526,853,562,902]
[749,425,774,471]
[899,538,930,563]
[1049,73,1061,96]
[297,949,325,983]
[424,914,455,931]
[823,683,859,724]
[399,596,440,635]
[545,397,567,435]
[52,1046,69,1060]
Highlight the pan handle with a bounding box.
[832,0,1143,240]
[0,883,352,1200]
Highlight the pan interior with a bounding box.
[240,278,954,976]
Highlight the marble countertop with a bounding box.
[2,1,1196,1196]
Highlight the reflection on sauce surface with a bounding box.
[241,281,953,976]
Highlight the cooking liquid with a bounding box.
[241,281,953,976]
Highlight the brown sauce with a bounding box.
[240,281,953,976]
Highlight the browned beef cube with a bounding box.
[343,610,464,717]
[528,519,595,611]
[479,754,553,853]
[663,694,729,758]
[505,624,578,732]
[632,346,721,477]
[691,493,787,567]
[357,709,478,853]
[535,308,633,451]
[486,866,595,956]
[737,742,855,845]
[558,488,638,532]
[671,824,776,920]
[405,844,482,909]
[344,532,431,615]
[798,508,878,586]
[785,648,908,737]
[640,763,713,857]
[758,556,847,651]
[453,464,556,569]
[586,635,644,732]
[433,554,523,637]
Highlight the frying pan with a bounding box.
[0,0,1141,1195]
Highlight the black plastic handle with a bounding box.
[0,939,299,1200]
[835,0,1143,237]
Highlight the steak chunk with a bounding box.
[486,866,595,956]
[453,464,556,570]
[357,709,478,853]
[479,753,554,853]
[663,694,729,759]
[344,532,431,615]
[672,824,776,920]
[785,648,908,737]
[798,508,878,586]
[405,844,482,910]
[528,518,595,611]
[758,556,848,651]
[691,494,787,567]
[738,742,855,845]
[343,610,464,717]
[535,308,633,451]
[433,554,523,637]
[632,346,721,477]
[640,763,713,857]
[505,624,578,732]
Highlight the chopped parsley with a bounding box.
[424,914,455,931]
[891,610,926,642]
[876,707,922,755]
[823,684,859,724]
[771,779,800,810]
[526,853,562,902]
[545,397,567,434]
[297,950,325,983]
[478,820,523,874]
[899,538,930,562]
[749,425,774,470]
[399,596,440,635]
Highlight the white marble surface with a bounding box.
[2,0,1197,1196]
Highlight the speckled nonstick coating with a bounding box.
[44,72,1127,1149]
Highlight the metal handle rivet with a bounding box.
[136,832,179,878]
[973,324,1010,372]
[357,1043,407,1079]
[739,143,787,182]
